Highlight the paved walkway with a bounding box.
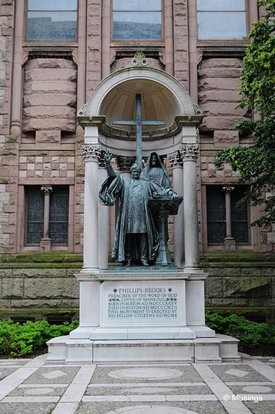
[0,354,274,413]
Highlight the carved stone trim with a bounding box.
[40,186,53,194]
[168,151,183,167]
[97,150,107,168]
[193,103,203,116]
[180,144,199,161]
[130,51,148,67]
[77,103,87,117]
[222,186,235,193]
[82,144,101,162]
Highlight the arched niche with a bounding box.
[78,66,201,157]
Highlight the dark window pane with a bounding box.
[26,187,44,244]
[28,0,77,11]
[208,222,226,244]
[49,187,69,244]
[207,187,226,244]
[231,187,249,243]
[113,12,161,39]
[27,11,77,40]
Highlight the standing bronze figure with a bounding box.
[100,152,163,266]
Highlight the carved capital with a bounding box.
[222,186,235,193]
[97,150,107,168]
[180,144,199,161]
[168,151,183,167]
[82,144,101,162]
[40,186,53,194]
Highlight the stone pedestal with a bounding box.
[47,268,240,363]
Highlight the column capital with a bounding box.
[40,185,53,194]
[222,185,235,193]
[180,144,199,161]
[168,150,183,167]
[82,144,102,162]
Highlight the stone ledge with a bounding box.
[47,334,240,363]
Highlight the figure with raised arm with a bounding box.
[99,151,162,267]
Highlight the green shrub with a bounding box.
[206,311,275,349]
[0,319,78,357]
[0,314,274,357]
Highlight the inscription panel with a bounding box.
[100,280,186,327]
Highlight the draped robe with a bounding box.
[99,174,161,263]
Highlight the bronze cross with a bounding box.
[113,94,165,168]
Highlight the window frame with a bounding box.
[25,0,78,44]
[22,184,73,252]
[111,0,164,44]
[49,186,70,245]
[196,0,250,43]
[204,184,251,249]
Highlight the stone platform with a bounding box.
[47,334,240,364]
[47,267,240,364]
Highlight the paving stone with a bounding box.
[244,401,275,414]
[8,385,66,397]
[86,385,211,397]
[23,366,80,384]
[0,359,31,366]
[0,367,18,380]
[76,401,227,414]
[227,384,275,395]
[1,357,275,413]
[90,365,203,385]
[0,402,56,413]
[210,364,270,383]
[108,368,184,381]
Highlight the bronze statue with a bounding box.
[99,151,182,267]
[141,152,171,189]
[100,152,161,266]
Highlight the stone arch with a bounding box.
[84,66,195,118]
[79,67,200,157]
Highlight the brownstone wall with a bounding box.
[174,0,189,89]
[199,58,245,132]
[18,152,75,181]
[0,1,273,254]
[0,262,273,322]
[86,0,102,98]
[0,0,17,253]
[23,58,77,140]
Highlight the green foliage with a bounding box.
[206,312,275,348]
[0,320,78,357]
[215,0,275,227]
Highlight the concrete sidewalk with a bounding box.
[0,354,274,413]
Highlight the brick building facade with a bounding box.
[0,0,274,259]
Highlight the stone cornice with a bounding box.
[77,115,106,129]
